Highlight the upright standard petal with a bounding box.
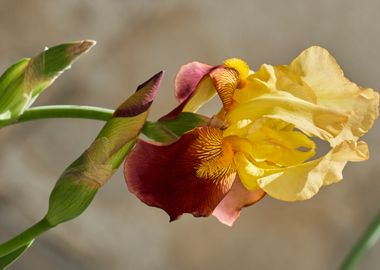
[278,46,379,145]
[160,62,216,120]
[226,91,348,140]
[174,61,214,102]
[124,127,237,221]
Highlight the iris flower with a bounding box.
[124,47,379,226]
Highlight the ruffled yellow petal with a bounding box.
[281,46,379,145]
[256,140,369,201]
[288,46,361,108]
[226,91,348,140]
[323,140,369,185]
[230,47,379,145]
[329,88,379,146]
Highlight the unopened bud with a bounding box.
[45,71,163,225]
[0,40,95,127]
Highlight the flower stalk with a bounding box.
[18,105,114,122]
[0,219,51,258]
[6,105,208,142]
[340,211,380,270]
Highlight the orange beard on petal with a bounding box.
[209,67,240,112]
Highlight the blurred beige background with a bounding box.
[0,0,379,269]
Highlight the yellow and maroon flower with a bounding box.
[124,47,379,226]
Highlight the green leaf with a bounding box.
[142,112,209,143]
[0,40,95,127]
[0,241,33,269]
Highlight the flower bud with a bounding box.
[0,40,95,127]
[45,71,163,226]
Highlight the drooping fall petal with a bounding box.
[124,127,237,221]
[255,140,369,201]
[212,178,265,226]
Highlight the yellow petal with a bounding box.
[286,46,379,145]
[226,91,348,140]
[234,152,261,190]
[256,140,369,201]
[231,47,379,145]
[223,119,253,138]
[232,65,273,104]
[323,140,369,185]
[247,119,316,166]
[183,76,217,113]
[272,65,317,103]
[234,152,277,190]
[329,88,379,146]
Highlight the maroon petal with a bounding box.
[212,178,266,226]
[124,127,236,221]
[175,61,214,102]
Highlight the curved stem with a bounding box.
[11,105,203,142]
[17,105,114,123]
[339,211,380,270]
[0,219,52,257]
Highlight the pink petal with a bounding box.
[175,61,214,102]
[212,178,266,226]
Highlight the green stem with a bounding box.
[17,105,114,123]
[339,211,380,270]
[0,219,52,257]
